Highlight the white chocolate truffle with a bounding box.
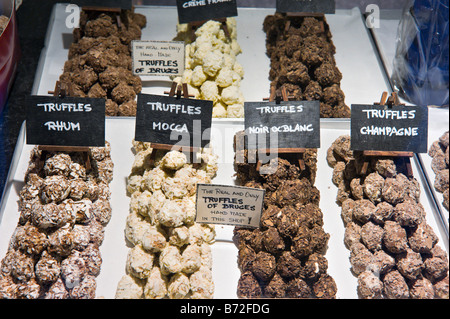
[200,80,220,103]
[147,189,166,223]
[129,190,152,218]
[189,223,216,245]
[144,267,168,299]
[126,244,154,279]
[161,151,187,171]
[190,266,214,299]
[233,61,245,78]
[191,65,207,87]
[162,177,189,200]
[200,243,213,269]
[182,244,202,274]
[212,101,228,118]
[126,174,143,194]
[131,148,153,173]
[169,226,190,247]
[227,104,244,118]
[115,274,144,299]
[157,199,186,228]
[143,167,167,192]
[202,51,223,77]
[180,196,196,225]
[221,85,241,105]
[168,273,190,299]
[160,245,183,275]
[195,20,221,38]
[215,68,234,88]
[132,139,151,154]
[125,210,151,245]
[141,225,167,253]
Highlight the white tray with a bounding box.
[0,118,448,299]
[33,4,391,107]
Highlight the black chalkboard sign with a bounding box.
[75,0,132,10]
[26,96,105,147]
[277,0,336,14]
[351,104,429,153]
[135,93,213,149]
[244,100,320,150]
[176,0,238,24]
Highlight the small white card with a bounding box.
[196,184,265,229]
[131,40,185,77]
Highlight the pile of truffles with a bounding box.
[115,142,219,299]
[0,15,8,35]
[327,135,449,299]
[233,131,337,299]
[57,9,146,116]
[0,143,114,299]
[428,131,449,211]
[263,14,350,118]
[173,19,245,118]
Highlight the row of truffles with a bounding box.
[0,15,8,35]
[0,143,114,299]
[327,135,449,299]
[173,19,245,118]
[263,14,351,118]
[115,142,219,299]
[232,131,337,299]
[428,131,449,211]
[58,9,146,116]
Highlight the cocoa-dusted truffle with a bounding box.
[237,244,256,273]
[393,200,424,228]
[360,222,384,252]
[291,225,313,259]
[372,201,394,225]
[252,251,277,282]
[302,253,328,280]
[363,172,385,203]
[313,274,337,299]
[13,224,48,256]
[35,251,61,284]
[395,249,423,280]
[407,222,438,254]
[357,271,383,299]
[434,275,449,299]
[277,251,302,279]
[264,273,286,298]
[349,243,373,275]
[382,270,410,299]
[383,221,408,254]
[344,222,361,249]
[382,176,406,205]
[409,278,435,299]
[237,271,262,299]
[423,256,449,282]
[262,227,285,255]
[314,62,342,87]
[352,199,375,224]
[285,277,312,298]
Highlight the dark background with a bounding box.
[0,0,408,196]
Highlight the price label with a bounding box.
[276,0,336,14]
[176,0,238,24]
[244,100,321,150]
[26,96,105,147]
[196,184,265,229]
[132,41,185,77]
[135,93,213,149]
[351,104,429,153]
